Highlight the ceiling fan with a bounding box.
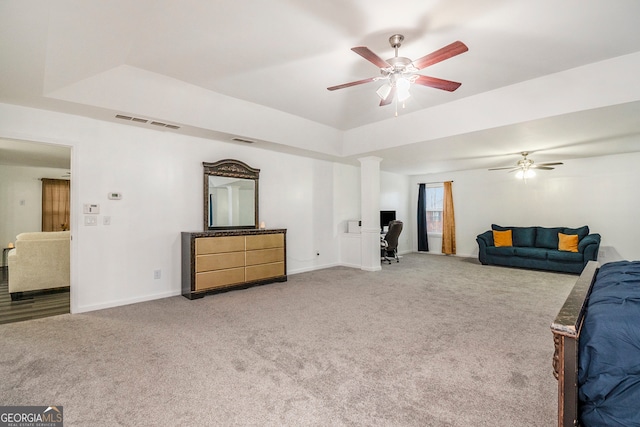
[327,34,468,109]
[489,152,563,179]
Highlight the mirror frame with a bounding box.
[203,159,260,230]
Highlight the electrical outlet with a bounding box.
[103,216,111,225]
[154,270,161,280]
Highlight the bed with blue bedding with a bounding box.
[578,260,640,426]
[551,260,640,427]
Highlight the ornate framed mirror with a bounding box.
[203,159,259,230]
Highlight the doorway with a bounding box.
[0,137,72,324]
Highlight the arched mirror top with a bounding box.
[204,159,260,230]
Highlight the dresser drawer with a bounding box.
[246,234,284,250]
[245,262,285,282]
[246,248,284,266]
[196,252,245,273]
[196,236,245,255]
[183,230,287,299]
[195,267,245,291]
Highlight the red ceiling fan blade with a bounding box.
[412,41,468,70]
[327,77,376,91]
[414,75,462,92]
[351,46,392,69]
[379,86,397,106]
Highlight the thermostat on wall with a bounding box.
[108,192,122,200]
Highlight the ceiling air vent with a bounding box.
[115,114,180,130]
[231,137,255,144]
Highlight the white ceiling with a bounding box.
[2,0,640,175]
[0,138,70,169]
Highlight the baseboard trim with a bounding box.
[74,289,181,314]
[289,262,340,275]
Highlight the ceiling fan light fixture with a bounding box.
[515,169,536,180]
[376,83,392,100]
[396,77,411,102]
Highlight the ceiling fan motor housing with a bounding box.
[389,34,404,48]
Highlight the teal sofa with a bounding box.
[476,225,601,274]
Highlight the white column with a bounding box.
[358,156,382,272]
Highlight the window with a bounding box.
[42,179,70,231]
[425,185,443,234]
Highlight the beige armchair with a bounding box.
[7,231,70,300]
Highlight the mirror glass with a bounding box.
[203,159,259,230]
[207,176,256,228]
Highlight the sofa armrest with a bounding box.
[476,230,493,264]
[477,230,494,247]
[579,233,601,263]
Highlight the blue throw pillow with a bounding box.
[563,226,589,241]
[491,224,536,247]
[536,227,564,249]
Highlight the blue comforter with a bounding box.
[578,261,640,427]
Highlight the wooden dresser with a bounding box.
[181,229,287,299]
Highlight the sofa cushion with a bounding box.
[491,225,536,247]
[493,229,512,247]
[16,231,70,241]
[513,247,548,260]
[486,246,517,256]
[547,250,583,263]
[558,233,579,252]
[535,227,564,249]
[563,226,590,241]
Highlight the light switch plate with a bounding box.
[84,216,98,226]
[83,204,100,214]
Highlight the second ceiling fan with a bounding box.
[489,152,564,179]
[327,34,468,107]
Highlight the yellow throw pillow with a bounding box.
[558,233,579,252]
[493,229,513,247]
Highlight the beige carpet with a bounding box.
[0,254,576,426]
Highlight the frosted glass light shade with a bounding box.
[396,77,411,102]
[516,169,536,179]
[376,84,391,99]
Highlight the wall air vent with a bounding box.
[231,137,256,144]
[115,114,180,130]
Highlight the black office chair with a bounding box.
[381,220,403,264]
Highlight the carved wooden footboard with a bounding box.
[550,261,599,427]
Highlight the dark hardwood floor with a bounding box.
[0,267,70,325]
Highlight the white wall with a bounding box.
[0,103,361,313]
[410,151,640,263]
[380,171,411,254]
